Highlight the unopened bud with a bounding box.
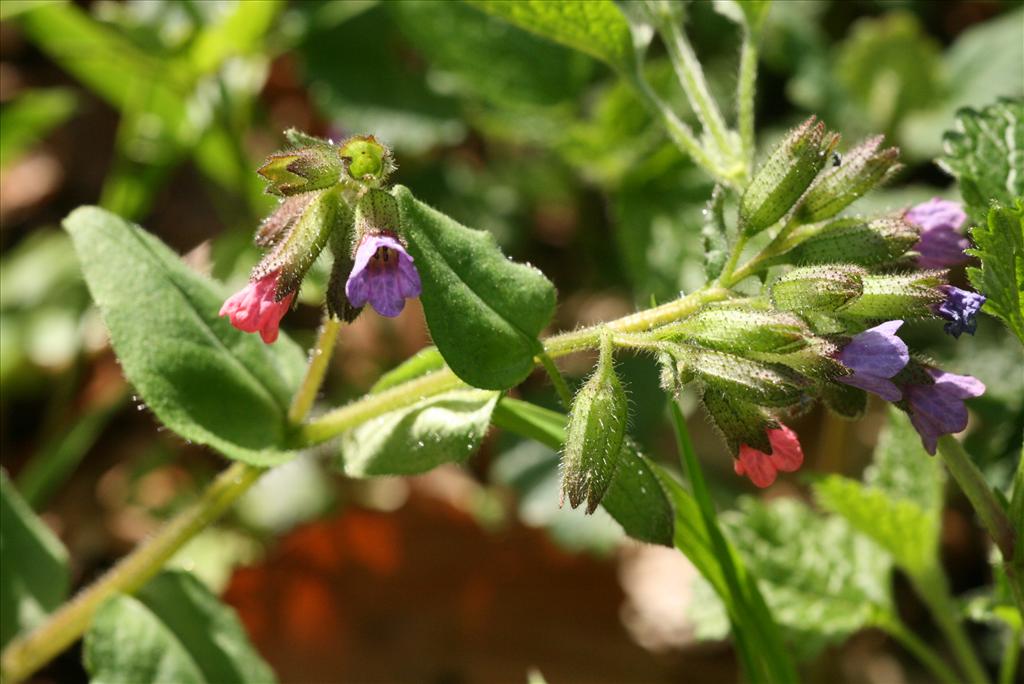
[797,136,901,222]
[839,271,946,320]
[562,337,628,514]
[770,265,865,313]
[782,216,918,267]
[702,388,778,456]
[672,344,808,407]
[339,135,394,186]
[660,308,810,355]
[251,187,345,299]
[740,116,838,234]
[258,141,343,197]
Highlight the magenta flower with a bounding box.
[219,270,295,343]
[935,285,985,338]
[903,368,985,454]
[734,425,804,488]
[836,320,909,401]
[345,233,422,317]
[905,198,970,269]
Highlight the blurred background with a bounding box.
[1,1,1022,682]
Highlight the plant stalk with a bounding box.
[912,565,993,684]
[876,613,962,684]
[737,32,758,167]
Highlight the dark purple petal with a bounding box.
[838,320,909,378]
[935,285,985,338]
[904,368,985,454]
[905,198,966,233]
[838,373,902,402]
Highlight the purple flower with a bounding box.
[935,285,985,338]
[905,198,969,269]
[836,320,910,401]
[904,368,985,454]
[345,232,422,317]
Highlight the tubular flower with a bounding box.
[905,198,970,269]
[219,270,295,343]
[935,285,985,338]
[836,320,909,401]
[345,232,421,317]
[734,424,804,488]
[903,369,985,454]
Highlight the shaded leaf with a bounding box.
[966,201,1024,346]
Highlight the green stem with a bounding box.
[876,613,961,684]
[0,313,344,684]
[999,622,1021,684]
[537,352,573,411]
[737,32,758,168]
[912,566,993,684]
[936,436,1023,618]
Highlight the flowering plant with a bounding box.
[1,2,1021,683]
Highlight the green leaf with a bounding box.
[814,408,943,574]
[491,398,673,545]
[0,471,70,648]
[966,201,1024,346]
[713,0,771,35]
[393,185,556,390]
[84,571,275,684]
[338,389,499,477]
[0,88,77,170]
[941,98,1024,221]
[467,0,635,73]
[65,207,306,465]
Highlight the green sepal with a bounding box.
[748,337,849,382]
[561,340,628,514]
[796,136,901,222]
[822,381,868,420]
[740,116,837,235]
[672,343,809,407]
[839,271,945,320]
[702,185,729,281]
[354,187,402,238]
[702,387,778,456]
[780,215,918,267]
[325,198,360,322]
[254,193,318,248]
[770,265,865,313]
[257,137,343,197]
[658,307,810,355]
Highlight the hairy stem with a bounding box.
[288,317,342,423]
[737,32,758,168]
[912,566,993,684]
[876,613,962,684]
[537,351,573,411]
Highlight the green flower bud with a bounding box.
[258,139,343,197]
[672,343,809,407]
[839,271,946,320]
[781,215,919,267]
[562,336,628,514]
[740,116,838,235]
[748,338,849,382]
[251,186,345,300]
[659,308,810,355]
[339,135,394,186]
[702,387,778,456]
[796,136,901,222]
[770,265,865,313]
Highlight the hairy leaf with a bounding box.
[966,201,1024,346]
[65,207,306,465]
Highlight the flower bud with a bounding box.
[258,142,343,197]
[339,135,394,186]
[659,308,810,355]
[740,116,838,234]
[781,215,918,267]
[839,271,945,320]
[251,187,344,300]
[770,265,865,313]
[702,387,778,456]
[672,343,808,407]
[562,338,628,514]
[796,136,901,222]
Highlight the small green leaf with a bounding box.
[65,207,306,465]
[393,185,556,390]
[940,98,1024,221]
[0,471,70,648]
[338,389,499,477]
[84,571,275,684]
[966,201,1024,346]
[467,0,634,73]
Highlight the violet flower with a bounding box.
[345,233,421,317]
[905,198,970,269]
[903,369,986,454]
[734,425,804,488]
[220,270,295,344]
[836,320,909,401]
[935,285,985,338]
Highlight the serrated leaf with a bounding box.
[84,571,275,684]
[966,201,1024,346]
[467,0,635,73]
[393,185,556,390]
[338,389,499,477]
[941,98,1024,220]
[0,471,70,648]
[65,207,306,465]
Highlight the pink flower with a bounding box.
[905,198,969,269]
[219,270,295,343]
[733,424,804,488]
